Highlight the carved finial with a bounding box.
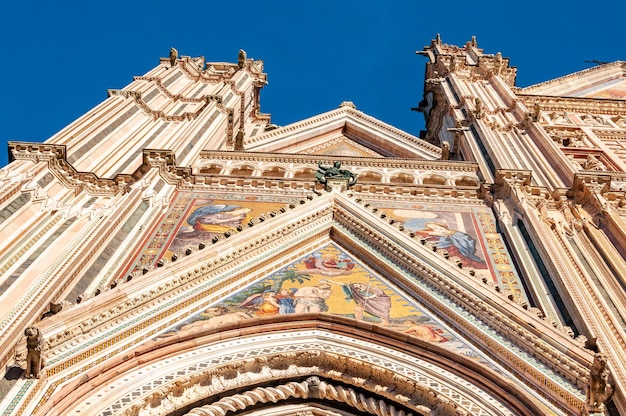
[586,353,613,413]
[339,101,356,109]
[24,327,44,379]
[470,36,477,47]
[238,49,247,69]
[169,47,178,68]
[435,33,441,44]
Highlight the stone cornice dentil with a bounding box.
[8,142,135,196]
[197,150,475,172]
[108,88,224,122]
[517,94,626,117]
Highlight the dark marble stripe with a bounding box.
[68,107,139,164]
[143,89,158,103]
[0,194,31,226]
[154,179,164,194]
[177,110,219,162]
[162,72,182,88]
[66,201,149,300]
[173,104,186,115]
[0,217,77,294]
[37,173,54,188]
[114,123,170,175]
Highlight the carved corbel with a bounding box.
[494,169,531,201]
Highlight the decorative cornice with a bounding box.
[108,88,222,122]
[198,150,475,172]
[8,142,134,196]
[517,94,626,117]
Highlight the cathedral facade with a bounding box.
[0,39,624,415]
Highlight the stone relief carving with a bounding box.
[584,154,607,171]
[548,111,572,125]
[117,350,483,416]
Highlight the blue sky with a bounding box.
[1,1,625,167]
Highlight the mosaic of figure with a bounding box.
[293,283,332,313]
[414,222,486,269]
[324,279,391,326]
[403,320,449,343]
[130,195,289,272]
[303,252,355,275]
[170,203,251,252]
[160,243,495,364]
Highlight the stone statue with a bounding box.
[238,49,247,69]
[586,353,613,412]
[234,130,244,151]
[584,154,606,171]
[494,52,503,75]
[441,142,450,160]
[24,327,44,379]
[169,48,178,68]
[315,162,357,186]
[531,102,541,122]
[473,97,483,119]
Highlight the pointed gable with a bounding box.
[520,61,626,99]
[243,102,442,159]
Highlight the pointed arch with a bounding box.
[40,315,549,416]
